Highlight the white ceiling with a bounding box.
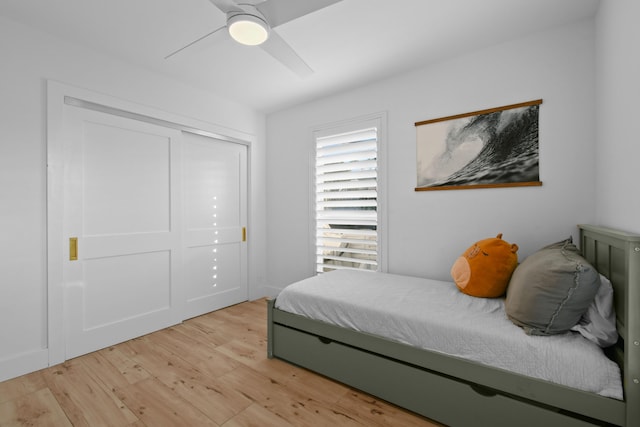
[0,0,600,113]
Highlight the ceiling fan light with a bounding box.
[228,13,269,46]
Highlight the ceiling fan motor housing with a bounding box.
[227,5,270,45]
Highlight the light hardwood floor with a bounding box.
[0,299,443,426]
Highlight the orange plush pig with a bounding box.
[451,234,519,298]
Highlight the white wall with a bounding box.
[0,16,267,381]
[595,0,640,233]
[266,20,598,291]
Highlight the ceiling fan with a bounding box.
[165,0,343,77]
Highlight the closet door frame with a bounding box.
[46,81,252,366]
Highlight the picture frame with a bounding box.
[415,99,543,191]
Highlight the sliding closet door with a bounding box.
[63,107,184,359]
[182,132,248,319]
[58,100,249,360]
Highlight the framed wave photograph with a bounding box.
[415,99,543,191]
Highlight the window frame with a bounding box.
[309,112,388,275]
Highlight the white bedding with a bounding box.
[275,269,623,400]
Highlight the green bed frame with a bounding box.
[267,225,639,426]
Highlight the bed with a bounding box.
[267,225,640,426]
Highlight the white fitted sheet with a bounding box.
[275,269,623,400]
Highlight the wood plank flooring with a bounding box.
[0,299,443,426]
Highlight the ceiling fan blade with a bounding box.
[208,0,243,14]
[260,30,313,77]
[164,26,227,60]
[256,0,342,28]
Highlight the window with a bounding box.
[313,116,385,273]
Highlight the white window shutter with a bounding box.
[315,127,378,273]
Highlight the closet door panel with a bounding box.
[82,121,171,235]
[182,132,248,320]
[63,107,182,359]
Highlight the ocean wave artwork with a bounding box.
[415,100,542,191]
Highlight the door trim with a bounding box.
[47,80,253,366]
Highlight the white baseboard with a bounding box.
[0,348,49,383]
[251,285,282,300]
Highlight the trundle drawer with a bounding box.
[272,323,602,427]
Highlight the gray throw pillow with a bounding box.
[505,238,600,335]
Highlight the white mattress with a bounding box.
[275,269,623,400]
